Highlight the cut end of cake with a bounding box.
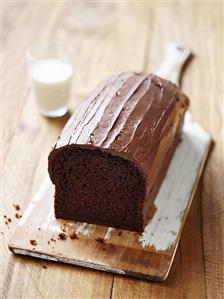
[48,146,146,232]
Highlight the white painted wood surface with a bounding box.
[139,112,210,250]
[155,42,192,85]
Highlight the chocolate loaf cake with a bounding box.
[48,72,189,232]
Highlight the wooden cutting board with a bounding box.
[8,111,211,281]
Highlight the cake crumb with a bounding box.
[42,265,47,269]
[13,204,20,211]
[15,213,22,219]
[4,215,7,218]
[1,232,4,235]
[47,241,50,245]
[30,239,37,246]
[58,233,67,240]
[38,227,41,231]
[96,237,104,243]
[8,218,12,223]
[70,233,78,240]
[51,238,56,242]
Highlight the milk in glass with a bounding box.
[30,59,73,117]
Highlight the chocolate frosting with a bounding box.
[54,72,189,177]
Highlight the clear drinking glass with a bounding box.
[27,42,73,117]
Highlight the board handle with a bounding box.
[155,42,192,85]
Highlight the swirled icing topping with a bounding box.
[55,72,189,174]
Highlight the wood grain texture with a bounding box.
[2,1,223,299]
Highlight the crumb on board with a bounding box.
[15,213,22,219]
[38,227,41,231]
[30,239,37,246]
[96,237,104,243]
[70,233,78,240]
[47,240,50,245]
[58,233,67,240]
[42,265,47,269]
[13,204,20,211]
[4,215,12,226]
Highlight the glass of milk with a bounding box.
[27,42,73,117]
